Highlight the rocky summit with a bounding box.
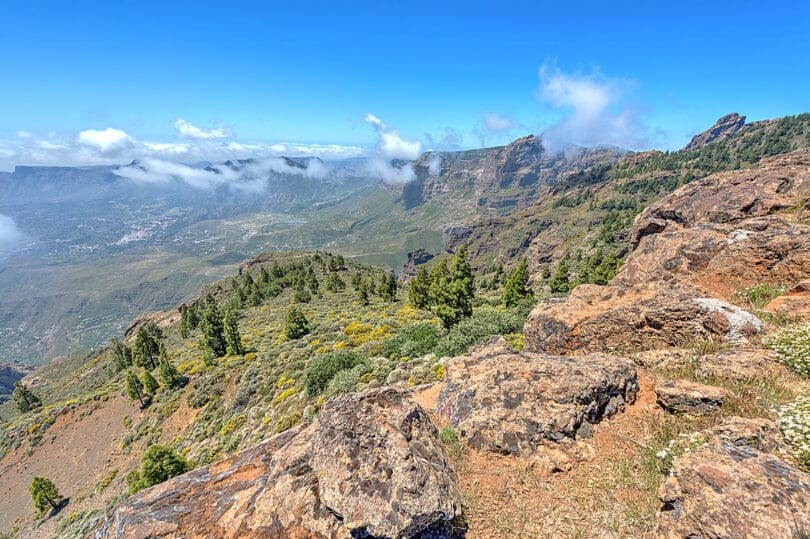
[93,388,463,539]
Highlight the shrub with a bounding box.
[766,323,810,376]
[127,444,189,494]
[304,350,368,396]
[274,412,301,434]
[381,323,442,358]
[434,302,532,358]
[778,396,810,472]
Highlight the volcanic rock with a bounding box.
[93,388,463,539]
[523,281,763,356]
[657,417,810,538]
[435,337,638,455]
[655,379,729,415]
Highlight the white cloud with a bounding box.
[538,64,648,153]
[0,213,23,249]
[427,152,442,177]
[174,118,230,140]
[482,112,521,132]
[113,155,330,191]
[16,130,32,139]
[365,113,422,160]
[78,128,137,154]
[365,156,416,185]
[362,113,422,183]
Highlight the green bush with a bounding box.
[434,302,532,358]
[304,350,367,396]
[126,444,189,495]
[382,323,441,358]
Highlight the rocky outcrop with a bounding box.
[655,379,728,415]
[684,113,747,151]
[435,337,638,455]
[523,151,810,356]
[621,150,810,300]
[523,281,763,355]
[657,417,810,538]
[93,388,463,539]
[764,280,810,320]
[400,249,435,280]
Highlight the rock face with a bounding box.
[523,281,763,355]
[436,337,638,455]
[523,151,810,356]
[655,379,728,415]
[684,113,747,151]
[657,418,810,538]
[93,388,463,539]
[621,150,810,300]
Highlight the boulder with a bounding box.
[657,418,810,538]
[523,281,763,356]
[695,348,782,381]
[764,280,810,321]
[436,337,638,455]
[655,379,729,415]
[93,388,463,539]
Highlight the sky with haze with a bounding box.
[0,0,808,169]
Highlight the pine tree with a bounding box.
[223,309,244,355]
[111,337,133,371]
[285,307,310,339]
[427,259,450,306]
[380,272,398,302]
[259,265,270,284]
[326,273,346,292]
[199,303,227,360]
[502,258,533,307]
[307,273,320,296]
[179,305,190,339]
[432,246,475,329]
[408,267,431,309]
[293,281,312,303]
[30,476,62,515]
[133,324,162,370]
[351,272,362,290]
[143,370,159,396]
[158,354,180,389]
[549,256,571,294]
[126,371,145,407]
[13,382,41,413]
[358,281,370,306]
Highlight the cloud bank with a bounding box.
[0,213,23,249]
[362,113,422,184]
[538,65,648,154]
[114,156,330,192]
[0,120,365,172]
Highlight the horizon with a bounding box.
[1,1,809,171]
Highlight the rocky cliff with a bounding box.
[684,112,748,151]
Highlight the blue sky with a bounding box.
[1,0,808,167]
